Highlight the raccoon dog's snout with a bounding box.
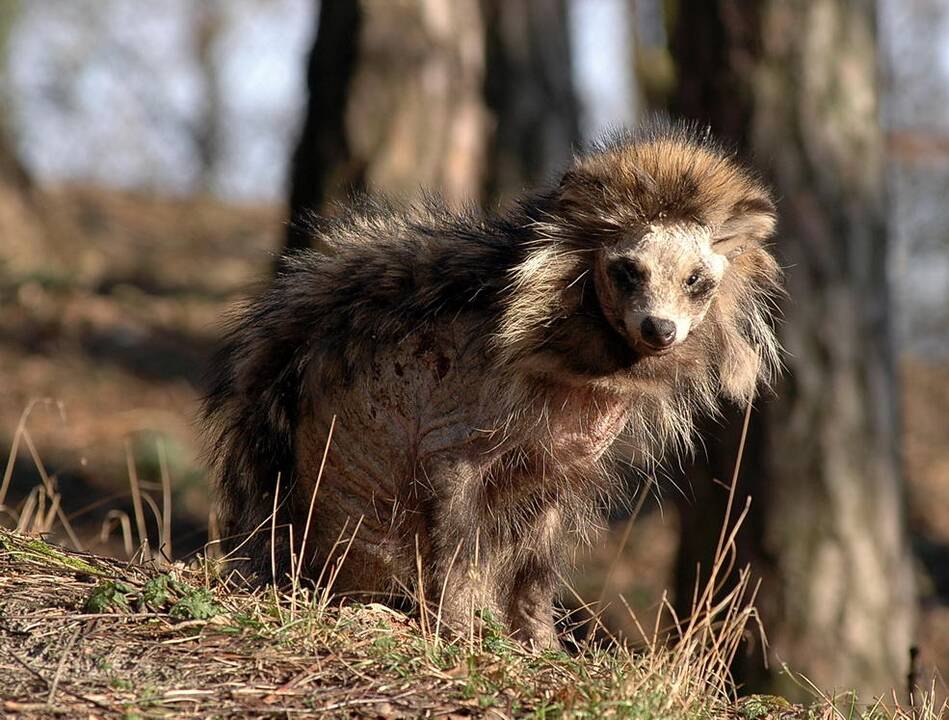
[640,317,677,347]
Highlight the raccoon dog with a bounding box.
[203,126,782,649]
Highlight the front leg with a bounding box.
[507,559,560,650]
[504,502,564,651]
[414,458,504,640]
[426,550,503,641]
[426,472,565,650]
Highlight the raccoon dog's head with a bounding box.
[591,222,725,356]
[556,131,777,359]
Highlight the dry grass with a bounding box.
[0,396,943,719]
[1,526,942,719]
[1,442,943,720]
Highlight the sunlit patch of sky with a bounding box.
[567,0,637,142]
[879,0,949,131]
[214,0,315,201]
[7,1,203,192]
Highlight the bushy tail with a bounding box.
[202,255,326,580]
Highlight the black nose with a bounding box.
[641,317,676,347]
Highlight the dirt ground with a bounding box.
[1,186,279,556]
[1,184,946,695]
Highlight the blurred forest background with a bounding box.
[0,0,947,706]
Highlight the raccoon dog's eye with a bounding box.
[609,258,645,291]
[685,272,701,287]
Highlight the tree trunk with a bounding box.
[192,0,224,194]
[481,0,579,204]
[285,0,489,251]
[671,0,915,701]
[285,0,579,251]
[0,118,47,274]
[285,0,360,250]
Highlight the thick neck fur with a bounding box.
[493,133,782,471]
[282,145,781,471]
[495,231,780,471]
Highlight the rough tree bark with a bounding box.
[670,0,916,700]
[481,0,579,204]
[285,0,579,250]
[285,0,489,251]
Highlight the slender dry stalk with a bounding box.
[157,439,173,560]
[469,528,480,653]
[618,592,656,653]
[217,487,288,566]
[139,493,165,562]
[99,509,134,557]
[206,507,221,559]
[22,428,82,549]
[40,491,62,534]
[124,440,149,561]
[15,486,38,533]
[1,399,48,509]
[269,472,284,622]
[313,515,350,597]
[317,515,363,613]
[66,491,134,524]
[714,400,754,562]
[293,415,336,586]
[415,534,430,640]
[559,574,621,649]
[287,523,299,618]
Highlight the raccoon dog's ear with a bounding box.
[556,169,608,212]
[712,195,777,258]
